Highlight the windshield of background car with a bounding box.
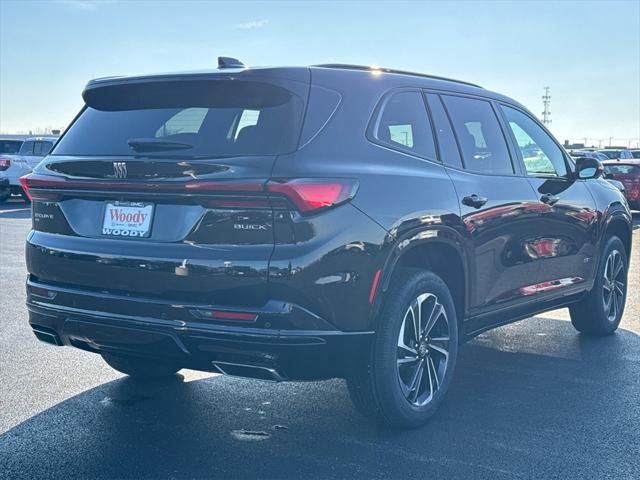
[52,79,306,157]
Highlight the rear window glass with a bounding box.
[53,80,305,157]
[604,164,640,175]
[0,140,23,154]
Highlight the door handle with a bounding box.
[462,194,488,208]
[540,193,560,205]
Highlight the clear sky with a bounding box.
[1,0,639,146]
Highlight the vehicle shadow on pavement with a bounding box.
[1,317,639,480]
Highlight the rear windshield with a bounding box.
[600,151,622,159]
[0,140,23,154]
[53,80,305,157]
[604,164,640,175]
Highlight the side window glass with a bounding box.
[501,105,567,177]
[426,93,463,169]
[41,141,54,155]
[19,141,34,155]
[371,91,437,160]
[155,107,208,138]
[442,96,513,175]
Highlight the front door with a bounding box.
[498,104,598,299]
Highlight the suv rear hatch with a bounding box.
[25,69,309,307]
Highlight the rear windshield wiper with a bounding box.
[127,138,193,152]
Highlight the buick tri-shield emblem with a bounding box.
[113,161,127,179]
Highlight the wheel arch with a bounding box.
[602,210,632,260]
[372,226,470,338]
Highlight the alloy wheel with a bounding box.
[396,293,450,407]
[602,249,625,322]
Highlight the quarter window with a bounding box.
[442,96,513,175]
[501,105,567,177]
[372,91,437,160]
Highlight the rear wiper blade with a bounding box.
[127,138,193,152]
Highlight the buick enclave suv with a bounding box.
[23,59,632,428]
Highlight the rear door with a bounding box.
[498,104,598,296]
[427,93,542,316]
[27,73,309,307]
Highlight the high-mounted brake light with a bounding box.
[267,179,358,213]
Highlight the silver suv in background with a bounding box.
[0,136,57,201]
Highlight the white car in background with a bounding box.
[0,136,57,201]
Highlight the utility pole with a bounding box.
[542,87,552,127]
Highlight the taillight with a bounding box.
[19,175,32,200]
[267,179,358,213]
[20,173,359,213]
[0,158,10,171]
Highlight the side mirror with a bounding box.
[574,157,603,179]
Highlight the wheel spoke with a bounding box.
[609,291,617,319]
[412,301,421,344]
[614,257,623,279]
[425,356,434,399]
[398,312,417,356]
[397,357,420,366]
[423,302,444,337]
[428,356,440,391]
[604,255,611,282]
[429,336,450,342]
[615,281,624,296]
[408,360,425,402]
[428,342,449,360]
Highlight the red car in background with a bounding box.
[603,160,640,210]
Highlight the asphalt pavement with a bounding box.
[1,199,639,479]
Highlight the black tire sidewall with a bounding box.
[373,270,458,427]
[591,236,628,329]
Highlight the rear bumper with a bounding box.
[26,278,373,381]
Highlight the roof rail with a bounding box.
[312,64,482,88]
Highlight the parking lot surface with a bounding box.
[1,200,639,479]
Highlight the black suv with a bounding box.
[24,60,632,428]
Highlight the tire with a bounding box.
[0,193,10,202]
[347,270,459,428]
[569,236,628,336]
[101,352,181,379]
